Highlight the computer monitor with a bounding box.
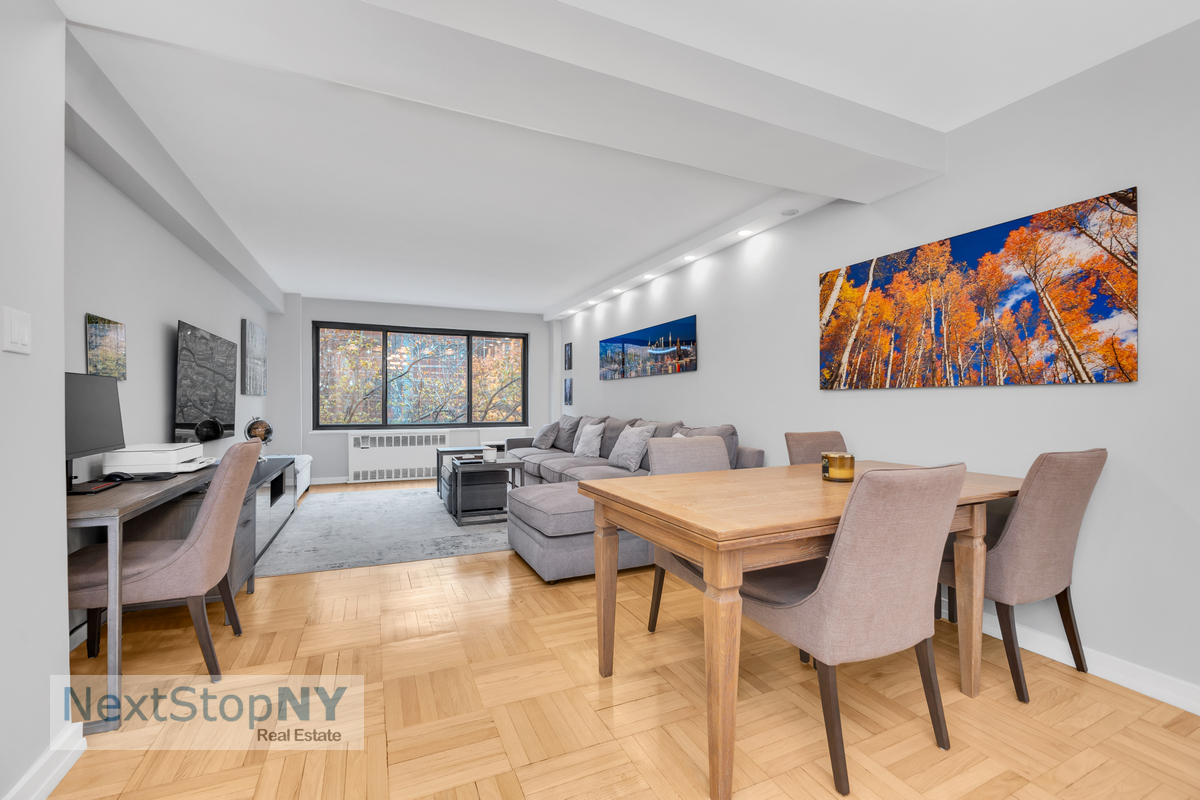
[66,373,125,490]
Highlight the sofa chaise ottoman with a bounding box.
[504,416,764,582]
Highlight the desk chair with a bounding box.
[938,449,1107,702]
[69,440,263,682]
[740,463,966,795]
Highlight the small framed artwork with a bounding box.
[564,342,573,371]
[86,313,126,380]
[241,319,267,395]
[564,378,573,406]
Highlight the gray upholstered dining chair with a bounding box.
[69,440,263,682]
[644,436,731,632]
[937,448,1107,703]
[740,463,966,795]
[784,430,847,465]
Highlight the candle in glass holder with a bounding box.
[821,452,855,482]
[482,447,498,463]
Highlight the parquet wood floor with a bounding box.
[56,551,1200,800]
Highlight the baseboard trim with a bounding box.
[1,722,85,800]
[939,598,1200,714]
[311,476,350,486]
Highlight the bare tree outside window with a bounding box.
[317,329,383,425]
[386,332,468,424]
[313,324,526,428]
[472,336,524,422]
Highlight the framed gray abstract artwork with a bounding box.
[241,319,267,396]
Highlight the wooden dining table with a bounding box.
[577,461,1024,800]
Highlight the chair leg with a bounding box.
[813,659,850,796]
[647,565,665,632]
[947,585,958,624]
[217,575,242,637]
[86,608,103,659]
[914,637,950,750]
[186,596,222,682]
[798,648,810,664]
[934,584,942,620]
[995,602,1029,702]
[1056,587,1087,673]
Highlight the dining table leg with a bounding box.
[703,549,743,800]
[954,503,988,697]
[594,504,619,678]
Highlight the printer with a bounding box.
[101,443,216,474]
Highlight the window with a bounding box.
[314,322,526,429]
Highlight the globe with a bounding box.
[245,416,273,444]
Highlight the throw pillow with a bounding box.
[532,422,559,450]
[553,415,581,451]
[572,415,607,449]
[573,421,605,458]
[600,417,636,458]
[608,425,655,472]
[633,419,684,472]
[671,424,739,468]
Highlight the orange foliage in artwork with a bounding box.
[819,188,1137,389]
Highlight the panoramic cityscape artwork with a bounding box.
[819,188,1137,390]
[600,315,697,380]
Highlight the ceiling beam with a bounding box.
[65,30,285,313]
[59,0,945,203]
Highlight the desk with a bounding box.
[578,462,1022,800]
[67,469,216,734]
[66,457,295,735]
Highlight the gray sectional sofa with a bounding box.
[504,415,765,582]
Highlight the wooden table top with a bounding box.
[577,461,1023,542]
[66,468,216,521]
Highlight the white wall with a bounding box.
[64,150,270,477]
[0,2,85,798]
[268,296,551,481]
[563,22,1200,700]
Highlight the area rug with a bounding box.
[254,488,509,577]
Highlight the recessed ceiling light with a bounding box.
[613,288,622,293]
[588,300,597,305]
[684,255,697,262]
[781,208,799,216]
[738,230,754,236]
[643,274,654,279]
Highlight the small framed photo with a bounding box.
[564,342,573,371]
[564,378,573,406]
[86,313,127,380]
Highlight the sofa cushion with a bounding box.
[507,446,543,460]
[532,422,559,449]
[573,415,607,449]
[632,419,683,471]
[672,424,739,468]
[540,456,610,483]
[608,425,655,472]
[565,465,650,482]
[600,417,636,458]
[508,483,596,537]
[554,415,581,451]
[520,448,573,477]
[574,422,605,457]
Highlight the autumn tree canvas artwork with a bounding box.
[819,188,1137,390]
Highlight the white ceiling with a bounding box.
[72,28,781,313]
[558,0,1200,132]
[59,0,1200,315]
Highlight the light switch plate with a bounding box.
[2,307,32,354]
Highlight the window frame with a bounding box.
[311,320,529,430]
